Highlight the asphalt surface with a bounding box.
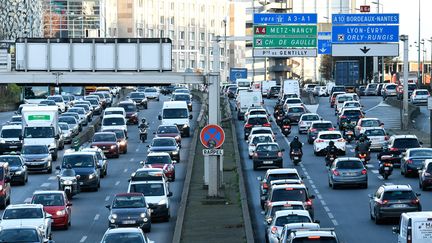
[0,93,200,243]
[233,95,432,243]
[416,106,430,133]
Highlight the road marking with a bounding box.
[317,194,323,200]
[131,158,135,162]
[332,219,339,226]
[123,168,128,173]
[48,176,57,181]
[327,213,334,219]
[371,170,379,174]
[105,196,110,201]
[377,175,384,180]
[24,197,32,203]
[306,175,311,180]
[311,184,317,189]
[324,206,330,212]
[135,148,139,152]
[346,145,353,148]
[40,182,50,188]
[308,179,314,185]
[321,200,327,206]
[80,236,87,242]
[115,181,120,186]
[94,214,100,221]
[313,189,319,194]
[366,164,375,168]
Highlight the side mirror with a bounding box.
[392,226,400,234]
[140,161,144,166]
[56,166,61,170]
[158,115,162,120]
[189,114,193,120]
[266,217,272,225]
[168,192,173,197]
[105,205,111,209]
[46,213,52,219]
[75,175,80,179]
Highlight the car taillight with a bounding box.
[283,125,290,128]
[411,199,420,204]
[333,170,340,176]
[340,115,347,119]
[315,139,324,143]
[406,159,413,164]
[262,183,268,189]
[253,152,258,158]
[277,152,283,157]
[305,199,313,206]
[361,169,367,175]
[245,123,253,128]
[337,138,345,142]
[263,123,271,127]
[378,200,389,205]
[310,128,317,132]
[328,127,335,131]
[389,147,398,151]
[271,226,278,234]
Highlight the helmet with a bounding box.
[66,164,72,169]
[359,137,365,142]
[293,136,299,141]
[346,117,351,122]
[382,141,389,150]
[329,141,335,146]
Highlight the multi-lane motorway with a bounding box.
[1,92,199,243]
[234,96,432,243]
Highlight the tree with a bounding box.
[319,55,333,81]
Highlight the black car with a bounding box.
[369,184,421,224]
[118,101,139,125]
[375,83,384,96]
[106,193,151,232]
[388,135,422,166]
[0,155,27,185]
[400,148,432,177]
[330,86,346,95]
[252,142,284,170]
[267,86,281,98]
[337,109,364,130]
[129,92,148,109]
[419,160,432,190]
[147,137,180,161]
[161,85,176,95]
[59,152,101,191]
[307,121,334,144]
[172,93,192,111]
[227,86,237,99]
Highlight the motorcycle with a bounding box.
[139,118,149,143]
[357,152,370,165]
[325,153,337,167]
[57,169,80,200]
[291,149,303,166]
[282,124,291,137]
[379,155,395,180]
[276,114,284,127]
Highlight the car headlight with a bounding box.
[110,145,116,149]
[120,141,126,146]
[140,213,146,218]
[89,173,96,179]
[172,151,178,155]
[132,113,137,117]
[175,136,181,141]
[0,139,5,144]
[56,210,66,216]
[183,124,188,128]
[0,185,3,191]
[109,213,117,219]
[62,179,73,185]
[15,171,23,175]
[158,198,167,205]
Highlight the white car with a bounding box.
[0,204,52,240]
[266,210,313,243]
[245,108,268,122]
[337,101,362,115]
[101,114,127,133]
[298,113,320,134]
[313,131,346,155]
[248,127,275,142]
[360,127,387,151]
[334,94,358,114]
[355,118,383,137]
[411,89,430,104]
[103,107,126,118]
[248,134,274,158]
[283,98,303,112]
[47,95,66,113]
[144,87,160,101]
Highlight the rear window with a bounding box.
[416,90,429,95]
[386,85,396,90]
[268,173,300,182]
[256,144,279,152]
[289,107,305,113]
[319,134,341,140]
[312,123,332,129]
[337,96,353,103]
[270,204,305,216]
[286,99,302,104]
[333,87,345,92]
[362,120,380,127]
[368,84,377,89]
[275,214,311,227]
[336,160,364,169]
[343,110,361,116]
[248,117,268,125]
[383,190,416,200]
[272,188,307,202]
[292,236,338,243]
[251,136,272,145]
[408,84,417,90]
[364,129,385,136]
[393,138,420,148]
[250,110,267,116]
[409,150,432,157]
[302,115,319,121]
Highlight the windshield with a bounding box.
[119,103,136,112]
[173,94,190,101]
[1,129,21,138]
[368,84,377,89]
[47,96,63,102]
[0,157,21,167]
[101,233,145,243]
[302,115,319,121]
[59,117,77,125]
[157,126,179,134]
[63,155,94,167]
[292,237,338,243]
[22,145,48,154]
[75,104,89,111]
[69,108,84,114]
[383,191,416,200]
[338,96,353,103]
[129,183,165,196]
[3,208,43,219]
[0,228,40,242]
[345,103,360,108]
[93,133,117,142]
[251,136,272,145]
[103,117,125,126]
[319,134,341,140]
[275,215,311,226]
[130,93,145,99]
[394,139,420,148]
[153,139,176,147]
[336,161,364,169]
[256,144,279,152]
[32,194,64,206]
[410,149,432,157]
[113,195,146,208]
[163,108,188,119]
[105,130,125,140]
[364,129,385,136]
[146,155,171,164]
[24,86,48,99]
[272,188,307,202]
[386,85,396,90]
[289,107,305,113]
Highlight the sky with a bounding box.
[295,0,430,61]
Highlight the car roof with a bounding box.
[341,108,362,111]
[407,148,432,153]
[103,114,125,118]
[6,203,44,209]
[288,105,305,109]
[250,134,273,139]
[381,184,413,191]
[402,211,432,219]
[268,201,305,207]
[1,124,22,129]
[311,120,332,125]
[104,227,143,234]
[251,127,272,131]
[317,131,342,135]
[147,152,171,156]
[391,135,418,139]
[300,113,319,117]
[64,151,95,156]
[267,168,299,175]
[33,190,65,195]
[274,210,311,218]
[119,101,134,105]
[94,132,116,136]
[361,127,385,131]
[256,142,279,147]
[248,114,268,118]
[114,192,144,197]
[334,157,362,163]
[81,147,103,153]
[105,107,125,111]
[272,184,307,190]
[290,230,337,238]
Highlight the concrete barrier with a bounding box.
[384,97,420,127]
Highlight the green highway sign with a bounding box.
[253,37,317,48]
[254,25,317,37]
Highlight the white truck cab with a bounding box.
[393,212,432,243]
[158,101,192,137]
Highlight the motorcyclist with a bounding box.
[139,118,148,129]
[289,136,303,155]
[377,142,394,174]
[343,118,355,131]
[325,141,338,166]
[355,136,371,157]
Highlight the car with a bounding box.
[267,86,281,98]
[359,127,388,151]
[285,105,306,124]
[129,167,168,183]
[0,124,23,154]
[161,85,176,95]
[21,145,53,173]
[101,114,127,134]
[419,159,432,190]
[47,95,66,112]
[103,107,126,118]
[382,83,398,99]
[392,211,432,243]
[31,190,72,229]
[85,98,102,115]
[100,227,153,243]
[129,92,148,109]
[128,176,172,221]
[303,84,317,93]
[0,162,11,208]
[397,83,417,100]
[155,125,182,145]
[284,229,339,243]
[10,115,22,124]
[364,83,378,96]
[277,93,298,104]
[252,142,284,170]
[89,92,107,108]
[330,85,346,95]
[82,147,109,178]
[334,94,359,114]
[68,107,88,126]
[329,91,345,108]
[337,101,362,115]
[0,204,52,240]
[106,193,151,232]
[244,107,268,122]
[258,168,303,208]
[141,152,176,181]
[278,223,321,243]
[265,210,314,243]
[411,89,430,104]
[313,131,346,156]
[227,86,237,99]
[59,115,81,132]
[0,225,53,243]
[298,113,320,134]
[98,91,113,106]
[388,135,422,166]
[263,201,306,223]
[356,85,366,96]
[313,86,327,96]
[248,134,274,159]
[337,108,364,130]
[400,148,432,177]
[244,114,271,140]
[143,87,160,101]
[118,101,139,125]
[248,127,275,142]
[0,155,27,185]
[307,121,334,144]
[355,118,384,137]
[104,129,128,154]
[74,103,93,120]
[327,157,368,189]
[171,93,193,111]
[147,137,180,162]
[283,98,303,112]
[75,100,94,114]
[59,122,75,144]
[369,184,421,224]
[60,151,101,191]
[375,83,385,96]
[91,132,120,158]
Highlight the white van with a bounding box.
[158,101,192,137]
[393,212,432,243]
[101,114,127,133]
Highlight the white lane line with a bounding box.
[321,200,327,206]
[303,171,310,176]
[309,179,314,185]
[306,175,311,180]
[332,219,339,226]
[131,158,135,162]
[123,168,128,173]
[94,214,100,221]
[40,182,50,187]
[324,206,330,212]
[377,175,384,180]
[135,148,139,152]
[371,170,379,174]
[105,196,110,202]
[311,184,317,189]
[366,164,375,168]
[115,181,120,186]
[317,194,323,200]
[79,236,87,242]
[327,213,334,219]
[313,189,319,194]
[48,176,57,181]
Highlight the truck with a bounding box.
[236,78,252,89]
[236,90,262,120]
[282,79,300,97]
[335,60,360,87]
[261,80,277,97]
[393,212,432,243]
[22,106,60,161]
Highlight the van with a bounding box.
[158,101,192,137]
[393,212,432,243]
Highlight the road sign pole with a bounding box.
[401,35,409,130]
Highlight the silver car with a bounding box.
[360,127,387,151]
[411,89,430,104]
[328,157,368,189]
[298,113,320,134]
[265,210,313,243]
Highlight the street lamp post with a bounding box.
[428,38,432,84]
[418,0,421,84]
[400,35,409,130]
[372,1,384,83]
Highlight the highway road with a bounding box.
[0,92,200,243]
[234,95,432,243]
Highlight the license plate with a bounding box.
[345,172,356,176]
[294,157,299,160]
[393,204,407,208]
[122,220,136,224]
[9,146,17,149]
[79,182,84,185]
[263,161,273,164]
[384,167,390,171]
[103,150,109,153]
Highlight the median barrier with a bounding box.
[384,97,420,127]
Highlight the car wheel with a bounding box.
[253,162,258,171]
[374,210,382,224]
[47,166,52,174]
[363,183,368,189]
[328,180,332,188]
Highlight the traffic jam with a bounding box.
[0,85,196,242]
[228,79,432,243]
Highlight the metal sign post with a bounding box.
[428,97,432,146]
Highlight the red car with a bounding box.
[31,190,72,229]
[155,125,182,146]
[141,152,176,181]
[91,132,120,158]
